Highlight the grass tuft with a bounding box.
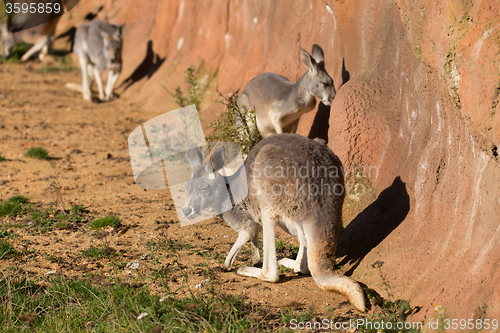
[0,239,19,259]
[0,153,6,162]
[81,244,118,258]
[0,42,31,63]
[37,56,78,73]
[0,196,29,217]
[25,147,50,160]
[89,216,121,230]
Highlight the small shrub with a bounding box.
[0,196,29,217]
[208,90,262,156]
[89,216,121,230]
[25,147,50,160]
[168,65,202,112]
[0,154,6,162]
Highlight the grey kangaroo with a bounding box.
[238,44,336,138]
[1,14,60,61]
[73,20,124,102]
[182,134,366,312]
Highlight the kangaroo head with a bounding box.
[0,23,14,58]
[301,44,336,106]
[182,144,227,220]
[100,24,125,62]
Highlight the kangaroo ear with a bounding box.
[301,48,318,75]
[311,44,325,65]
[210,146,226,171]
[186,143,203,170]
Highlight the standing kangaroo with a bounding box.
[238,45,336,138]
[1,15,60,61]
[73,20,124,102]
[182,134,366,312]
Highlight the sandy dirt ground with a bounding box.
[0,60,392,329]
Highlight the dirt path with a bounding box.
[0,61,380,327]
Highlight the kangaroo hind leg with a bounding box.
[235,211,279,282]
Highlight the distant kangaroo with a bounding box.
[182,134,366,312]
[73,20,124,102]
[1,15,60,61]
[239,44,336,138]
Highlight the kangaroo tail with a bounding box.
[304,221,366,312]
[65,82,82,93]
[313,274,366,312]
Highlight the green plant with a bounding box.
[0,42,31,63]
[25,204,87,233]
[0,153,6,162]
[37,56,77,73]
[169,65,201,112]
[0,276,286,332]
[25,147,50,160]
[0,196,29,217]
[276,240,299,259]
[89,216,121,230]
[81,244,118,258]
[0,240,18,259]
[355,290,422,332]
[208,90,262,156]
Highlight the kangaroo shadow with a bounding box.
[52,26,76,55]
[307,102,331,142]
[336,176,410,276]
[119,40,165,92]
[341,58,350,87]
[307,59,350,143]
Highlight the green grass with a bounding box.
[0,196,29,217]
[25,147,50,160]
[37,56,78,73]
[0,153,6,162]
[0,196,88,233]
[0,42,31,63]
[28,205,87,233]
[81,244,118,259]
[89,216,122,230]
[0,240,19,259]
[0,276,284,332]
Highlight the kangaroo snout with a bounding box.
[181,206,197,219]
[323,86,336,106]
